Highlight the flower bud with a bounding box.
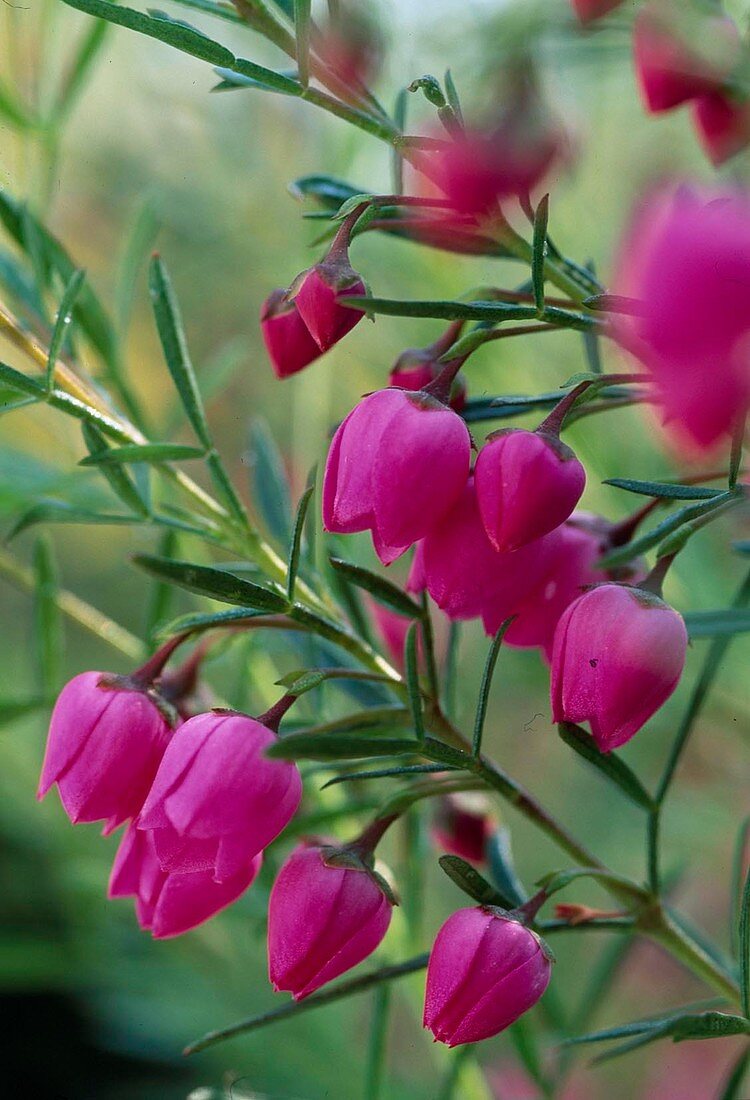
[37,670,173,833]
[389,323,467,411]
[260,289,322,379]
[268,840,394,1000]
[109,820,262,938]
[323,388,471,564]
[550,582,688,751]
[138,709,302,879]
[424,908,551,1046]
[317,2,384,92]
[571,0,624,22]
[692,92,750,167]
[633,3,740,114]
[292,248,366,353]
[474,428,586,553]
[431,794,494,865]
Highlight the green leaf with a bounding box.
[391,89,407,194]
[46,271,86,391]
[293,0,311,87]
[0,696,48,728]
[267,733,421,762]
[531,195,549,313]
[156,606,275,638]
[148,255,211,448]
[404,621,424,742]
[32,537,63,697]
[603,478,725,501]
[598,493,735,570]
[60,0,235,65]
[472,618,513,757]
[0,361,45,398]
[0,80,36,131]
[8,501,141,540]
[247,419,293,542]
[720,1048,750,1100]
[329,557,421,618]
[443,70,463,125]
[132,554,290,612]
[486,826,528,908]
[683,608,750,639]
[558,723,655,811]
[537,866,647,904]
[739,860,750,1018]
[79,442,206,466]
[321,763,455,790]
[287,483,314,601]
[438,854,510,908]
[408,75,446,108]
[731,818,750,959]
[54,20,110,122]
[81,423,150,516]
[215,61,301,96]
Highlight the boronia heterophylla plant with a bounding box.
[2,0,750,1094]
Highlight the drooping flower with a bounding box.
[431,794,494,865]
[424,907,552,1046]
[109,820,262,939]
[138,708,301,880]
[260,289,323,379]
[550,582,688,751]
[571,0,624,23]
[613,183,750,453]
[323,388,471,564]
[692,92,750,167]
[389,322,467,411]
[37,670,173,833]
[268,839,394,1000]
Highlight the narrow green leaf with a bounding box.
[558,722,655,811]
[81,422,150,519]
[79,442,206,466]
[0,361,45,398]
[33,537,63,697]
[720,1048,750,1100]
[157,606,275,638]
[443,70,463,125]
[598,492,735,570]
[537,866,647,904]
[0,696,48,727]
[731,818,750,959]
[531,195,549,313]
[293,0,311,87]
[391,89,407,194]
[404,621,424,742]
[247,419,293,542]
[267,733,421,761]
[684,608,750,639]
[54,21,110,121]
[603,478,725,502]
[439,854,511,908]
[329,557,421,618]
[0,80,36,130]
[486,826,528,908]
[287,483,314,601]
[212,63,302,96]
[729,414,745,490]
[148,255,211,448]
[321,763,455,790]
[145,529,178,646]
[739,861,750,1018]
[472,618,513,757]
[8,502,141,540]
[132,554,290,612]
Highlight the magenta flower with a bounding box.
[138,709,302,880]
[109,821,262,939]
[693,93,750,167]
[37,670,172,833]
[424,908,552,1046]
[323,388,471,564]
[389,324,467,411]
[260,289,322,379]
[293,264,366,352]
[474,428,586,552]
[570,0,624,22]
[268,840,393,1000]
[633,3,739,114]
[551,582,688,751]
[614,183,750,453]
[431,794,494,866]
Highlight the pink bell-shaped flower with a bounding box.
[474,427,586,553]
[323,386,471,564]
[424,908,552,1046]
[550,580,688,751]
[692,92,750,167]
[431,794,494,865]
[260,289,323,379]
[37,669,173,833]
[613,183,750,454]
[389,322,467,411]
[633,2,740,114]
[571,0,624,22]
[109,820,262,938]
[268,838,394,1000]
[138,704,302,880]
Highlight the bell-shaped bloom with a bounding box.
[260,289,322,379]
[389,324,467,411]
[138,710,302,880]
[408,479,558,621]
[633,3,740,114]
[693,92,750,167]
[424,908,552,1046]
[37,671,172,833]
[613,183,750,453]
[431,794,494,865]
[571,0,624,22]
[317,2,383,91]
[551,582,688,751]
[474,428,586,552]
[109,821,262,939]
[292,262,366,353]
[323,388,471,564]
[268,841,393,1000]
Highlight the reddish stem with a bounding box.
[256,692,298,733]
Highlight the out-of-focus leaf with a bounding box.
[683,609,750,639]
[739,860,750,1018]
[404,622,424,742]
[46,270,86,389]
[79,442,205,466]
[487,826,528,908]
[8,501,142,540]
[731,817,750,959]
[81,423,150,518]
[32,537,63,697]
[267,732,421,762]
[247,419,293,543]
[287,483,314,601]
[329,557,421,618]
[293,0,311,86]
[472,619,513,756]
[61,0,235,64]
[720,1048,750,1100]
[531,195,549,312]
[0,697,48,728]
[133,554,290,612]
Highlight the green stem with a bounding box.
[640,904,740,1004]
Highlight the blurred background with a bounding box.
[0,0,748,1096]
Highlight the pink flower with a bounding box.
[138,710,302,879]
[389,324,467,411]
[633,3,740,114]
[474,428,586,552]
[424,908,552,1046]
[550,582,688,751]
[293,264,366,352]
[369,599,412,670]
[37,671,172,833]
[614,184,750,453]
[693,92,750,167]
[323,388,471,564]
[260,289,322,379]
[268,840,393,1000]
[431,794,494,865]
[109,821,262,938]
[570,0,624,22]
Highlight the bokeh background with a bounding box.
[0,1,748,1097]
